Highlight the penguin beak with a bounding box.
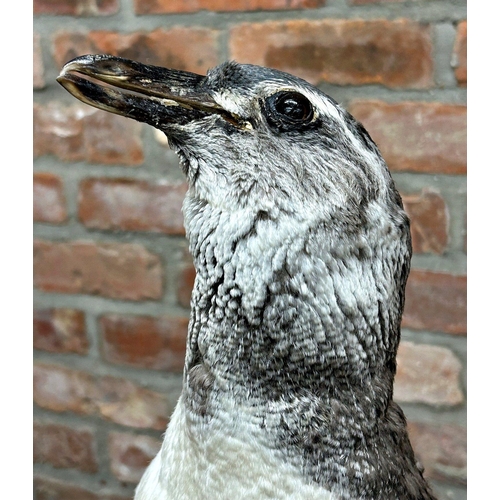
[57,54,241,129]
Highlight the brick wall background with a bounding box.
[33,1,467,499]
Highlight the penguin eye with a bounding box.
[264,91,315,131]
[274,92,313,121]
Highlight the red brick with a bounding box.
[100,314,187,372]
[350,100,466,174]
[79,179,187,235]
[33,421,98,473]
[33,240,163,301]
[33,103,143,165]
[33,362,93,414]
[108,432,161,483]
[34,476,130,500]
[34,0,118,16]
[34,103,85,162]
[135,0,324,14]
[452,21,467,86]
[401,189,449,255]
[403,270,467,335]
[85,110,144,165]
[53,29,220,76]
[34,172,67,223]
[34,308,88,354]
[230,19,433,88]
[33,363,169,430]
[34,33,45,89]
[394,341,463,406]
[407,421,467,485]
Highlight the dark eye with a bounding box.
[264,91,315,131]
[274,92,313,121]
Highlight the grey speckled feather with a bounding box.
[58,56,437,500]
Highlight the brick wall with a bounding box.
[33,1,467,499]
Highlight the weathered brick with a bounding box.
[34,476,130,500]
[33,363,169,430]
[350,100,467,174]
[108,432,162,483]
[33,362,93,414]
[53,29,219,76]
[135,0,324,14]
[34,103,144,165]
[402,189,449,255]
[100,314,187,371]
[34,308,88,354]
[34,103,87,162]
[34,172,67,224]
[34,0,118,16]
[79,179,187,235]
[407,421,467,485]
[452,21,467,86]
[85,110,144,165]
[394,341,463,406]
[33,240,163,301]
[34,33,45,89]
[230,19,433,88]
[33,421,98,473]
[403,270,467,335]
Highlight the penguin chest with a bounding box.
[134,399,338,500]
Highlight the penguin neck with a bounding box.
[182,199,403,417]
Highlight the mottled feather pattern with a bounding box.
[57,56,436,499]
